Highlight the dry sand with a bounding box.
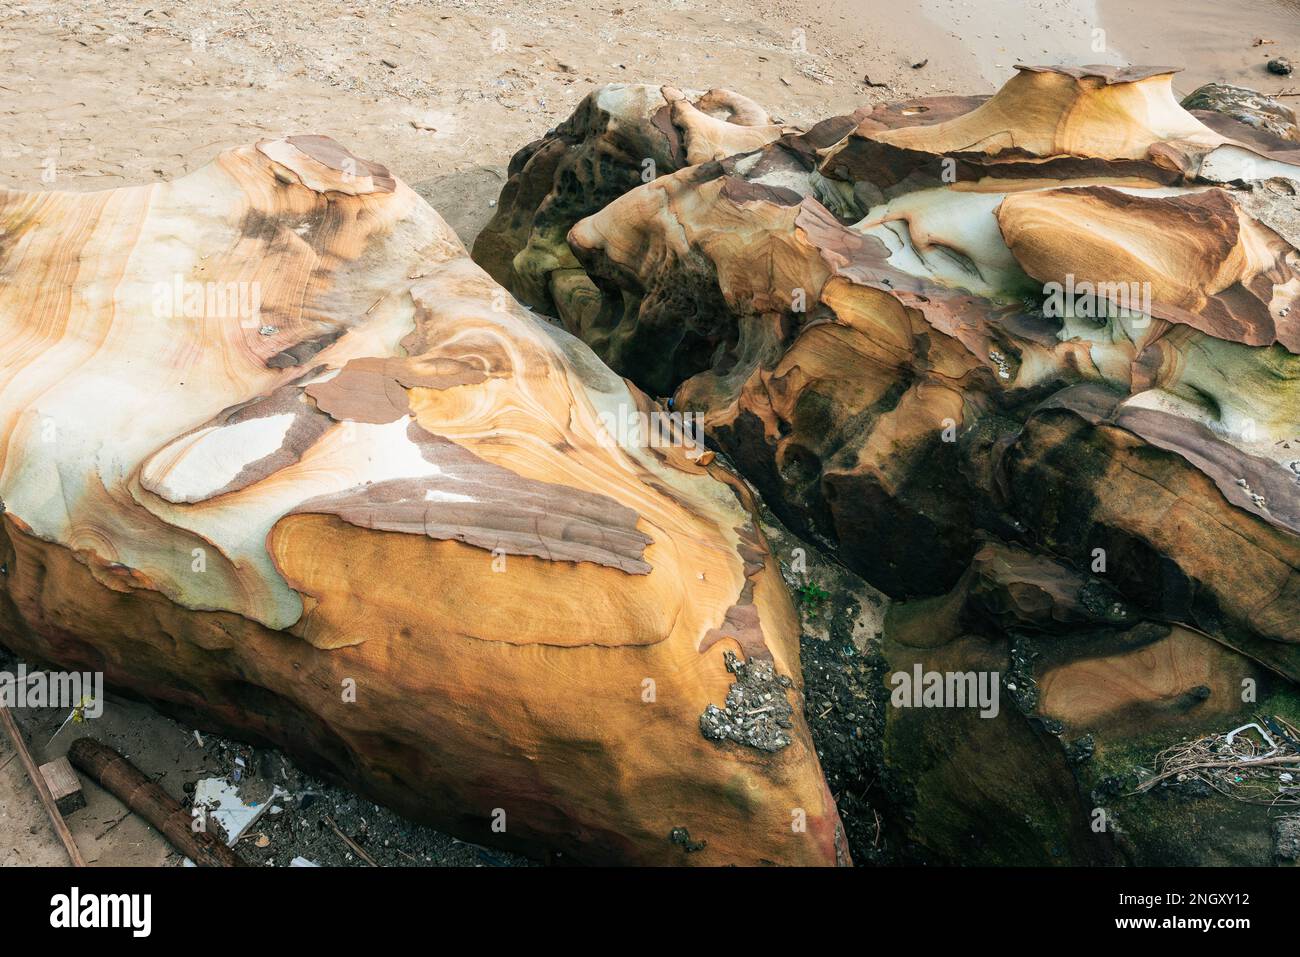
[4,1,1296,231]
[1,0,1298,867]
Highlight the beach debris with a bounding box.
[47,694,98,746]
[798,62,834,85]
[1266,715,1300,750]
[323,813,378,866]
[1224,721,1278,753]
[1,707,85,866]
[68,737,243,866]
[39,756,86,817]
[193,777,288,846]
[1269,58,1294,76]
[1132,715,1300,804]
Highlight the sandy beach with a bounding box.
[1,0,1296,244]
[825,0,1300,95]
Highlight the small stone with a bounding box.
[1268,58,1293,76]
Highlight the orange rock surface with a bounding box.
[474,66,1300,864]
[0,135,846,865]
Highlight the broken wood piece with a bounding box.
[39,756,86,816]
[67,737,244,867]
[0,706,86,866]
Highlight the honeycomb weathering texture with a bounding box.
[474,66,1300,864]
[0,136,847,865]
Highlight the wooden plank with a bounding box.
[0,706,86,866]
[39,756,85,816]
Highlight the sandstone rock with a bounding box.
[1182,82,1300,144]
[471,83,795,336]
[474,67,1300,863]
[880,543,1284,865]
[0,135,846,865]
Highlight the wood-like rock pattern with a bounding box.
[474,66,1300,865]
[0,135,847,866]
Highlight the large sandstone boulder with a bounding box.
[0,135,847,865]
[474,66,1300,864]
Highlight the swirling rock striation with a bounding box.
[0,134,847,865]
[475,66,1300,864]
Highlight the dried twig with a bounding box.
[323,813,379,866]
[1131,718,1300,802]
[1132,754,1300,794]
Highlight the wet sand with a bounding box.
[821,0,1300,96]
[1101,0,1300,95]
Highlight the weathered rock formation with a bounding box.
[473,84,795,330]
[475,66,1300,864]
[1183,83,1300,144]
[0,135,847,865]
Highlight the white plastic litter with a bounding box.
[192,778,288,846]
[1224,722,1279,762]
